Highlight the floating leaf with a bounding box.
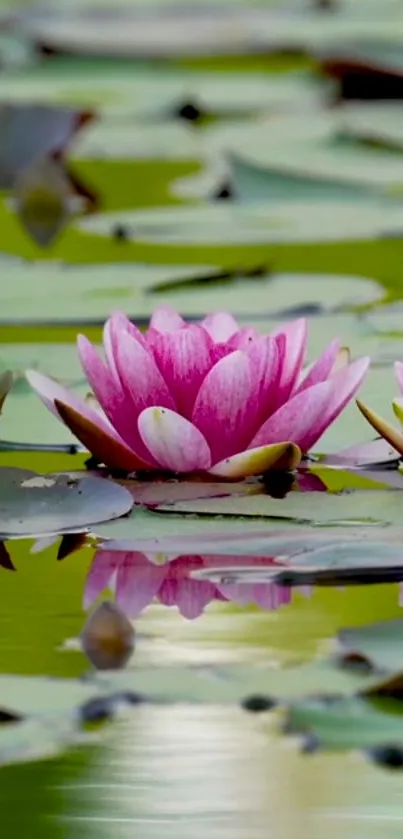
[77,199,403,245]
[0,467,133,539]
[152,487,403,526]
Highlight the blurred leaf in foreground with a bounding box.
[12,156,85,247]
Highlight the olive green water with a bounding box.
[3,11,403,835]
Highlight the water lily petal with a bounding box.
[209,442,301,479]
[395,361,403,394]
[192,350,257,461]
[147,325,216,417]
[115,552,166,617]
[148,305,185,334]
[272,318,308,403]
[115,329,176,415]
[250,380,333,452]
[226,327,260,350]
[26,368,112,431]
[296,338,341,394]
[103,310,148,380]
[55,399,151,471]
[357,399,403,455]
[201,311,240,342]
[78,334,153,458]
[244,335,280,425]
[306,357,370,449]
[331,346,351,375]
[84,551,120,609]
[138,407,212,473]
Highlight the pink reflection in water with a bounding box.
[84,552,292,619]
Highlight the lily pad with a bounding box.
[227,151,381,203]
[0,261,228,324]
[153,486,403,526]
[0,467,133,538]
[0,60,319,119]
[19,4,403,58]
[0,261,385,323]
[76,199,403,245]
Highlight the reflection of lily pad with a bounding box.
[92,658,377,706]
[284,696,403,753]
[93,504,403,557]
[0,467,133,538]
[77,200,403,245]
[338,618,403,672]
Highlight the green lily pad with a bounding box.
[0,466,133,538]
[0,261,228,324]
[340,103,403,152]
[0,260,385,323]
[208,111,403,191]
[19,4,403,59]
[76,200,403,245]
[72,118,199,160]
[0,60,318,118]
[228,151,381,203]
[154,486,403,526]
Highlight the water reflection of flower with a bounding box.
[85,552,292,620]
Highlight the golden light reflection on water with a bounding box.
[52,706,403,839]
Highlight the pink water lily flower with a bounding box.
[26,308,369,479]
[357,361,403,458]
[84,551,292,619]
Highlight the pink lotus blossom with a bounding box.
[84,551,292,619]
[26,308,369,479]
